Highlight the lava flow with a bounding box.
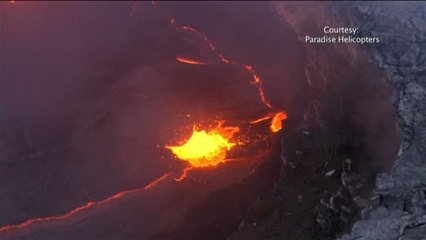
[0,173,171,234]
[167,123,240,168]
[171,19,287,133]
[176,56,206,65]
[270,111,288,132]
[0,4,290,236]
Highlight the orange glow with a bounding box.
[180,25,216,50]
[243,64,274,110]
[250,115,272,124]
[143,173,171,190]
[167,124,240,168]
[250,111,288,133]
[172,18,277,112]
[270,111,287,132]
[174,166,194,181]
[0,173,171,234]
[173,18,287,134]
[176,56,206,65]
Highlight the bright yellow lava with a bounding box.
[166,125,239,168]
[270,111,288,133]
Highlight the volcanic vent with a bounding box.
[0,2,400,240]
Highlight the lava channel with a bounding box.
[0,172,171,234]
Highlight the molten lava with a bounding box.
[180,25,216,50]
[167,124,239,168]
[0,173,171,234]
[250,111,287,132]
[250,115,273,124]
[176,56,206,65]
[270,111,287,132]
[0,4,292,238]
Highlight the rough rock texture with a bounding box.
[231,2,401,239]
[341,2,426,240]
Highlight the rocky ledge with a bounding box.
[341,2,426,240]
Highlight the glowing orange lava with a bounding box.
[180,26,216,50]
[173,21,289,136]
[176,56,206,65]
[243,65,274,110]
[250,111,288,132]
[250,115,272,124]
[167,124,239,168]
[0,173,171,234]
[0,5,291,237]
[270,111,287,132]
[174,166,194,182]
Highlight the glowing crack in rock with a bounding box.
[176,56,206,65]
[0,173,172,234]
[171,19,288,132]
[250,115,273,124]
[180,25,216,51]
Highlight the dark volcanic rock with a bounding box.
[340,2,426,240]
[231,2,401,239]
